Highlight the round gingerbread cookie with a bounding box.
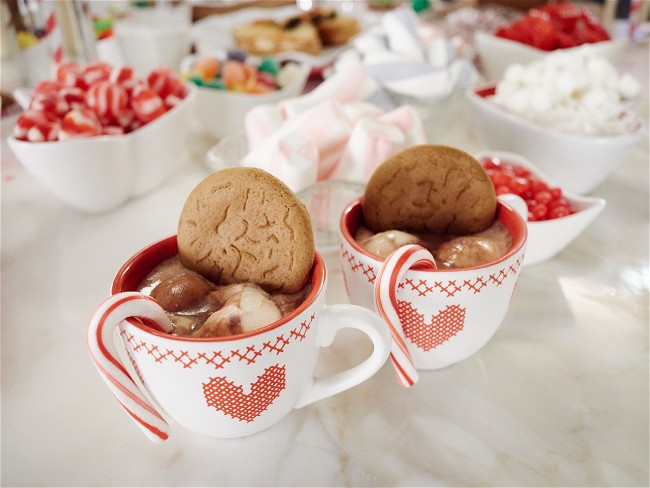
[177,168,315,294]
[362,145,497,235]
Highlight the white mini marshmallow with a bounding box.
[492,46,641,135]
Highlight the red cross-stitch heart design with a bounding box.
[397,301,466,351]
[202,364,286,422]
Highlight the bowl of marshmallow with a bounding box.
[466,47,644,195]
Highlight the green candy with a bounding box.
[203,78,226,90]
[189,75,206,87]
[258,57,280,76]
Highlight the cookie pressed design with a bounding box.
[362,145,497,235]
[178,168,315,294]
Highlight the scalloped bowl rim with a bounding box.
[473,150,606,266]
[474,30,626,59]
[473,149,607,215]
[8,83,198,148]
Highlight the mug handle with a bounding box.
[294,304,391,408]
[497,193,528,221]
[86,292,174,443]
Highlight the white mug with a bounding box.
[339,197,527,386]
[86,235,391,442]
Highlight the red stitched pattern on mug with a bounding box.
[341,247,377,284]
[397,302,466,351]
[202,364,286,422]
[341,247,523,297]
[120,315,314,369]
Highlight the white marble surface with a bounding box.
[2,41,649,487]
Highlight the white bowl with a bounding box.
[7,84,197,213]
[474,31,626,82]
[475,150,606,267]
[466,85,645,194]
[182,54,310,140]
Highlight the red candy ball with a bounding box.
[109,66,137,92]
[56,62,87,90]
[33,80,62,95]
[29,92,69,116]
[58,87,86,111]
[14,110,61,142]
[481,157,575,221]
[83,61,113,87]
[59,108,103,140]
[85,81,128,121]
[147,67,185,101]
[130,84,166,123]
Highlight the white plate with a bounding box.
[190,5,367,70]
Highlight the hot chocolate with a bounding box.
[137,256,310,338]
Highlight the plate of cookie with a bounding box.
[191,5,364,72]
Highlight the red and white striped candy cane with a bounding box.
[374,244,436,387]
[86,292,174,443]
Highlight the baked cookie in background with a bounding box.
[231,7,360,57]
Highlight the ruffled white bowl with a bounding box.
[466,85,644,195]
[474,31,625,82]
[181,53,310,140]
[7,84,197,213]
[474,150,606,267]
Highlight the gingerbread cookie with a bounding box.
[362,145,497,235]
[177,168,315,294]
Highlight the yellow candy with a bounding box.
[17,31,39,49]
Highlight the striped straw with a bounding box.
[86,292,174,443]
[374,244,436,387]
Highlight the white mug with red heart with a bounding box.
[86,235,391,442]
[339,197,527,386]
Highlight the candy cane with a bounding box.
[374,245,436,387]
[86,292,174,443]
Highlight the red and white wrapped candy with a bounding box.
[56,61,87,90]
[14,110,61,142]
[85,81,129,121]
[33,80,61,95]
[102,125,125,136]
[374,244,437,387]
[83,61,113,87]
[59,87,86,111]
[109,66,137,92]
[16,62,187,142]
[131,84,166,123]
[29,92,69,116]
[59,108,103,140]
[147,67,185,101]
[86,292,173,443]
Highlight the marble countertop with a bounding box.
[2,41,648,487]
